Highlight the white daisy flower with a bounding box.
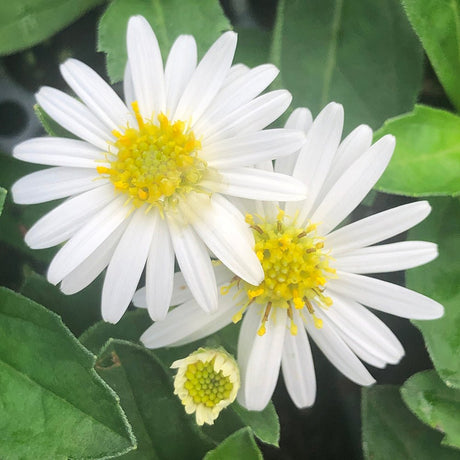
[11,16,308,323]
[138,102,444,410]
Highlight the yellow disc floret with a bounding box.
[97,101,207,211]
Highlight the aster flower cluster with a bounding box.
[12,15,444,423]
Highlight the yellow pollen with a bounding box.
[98,101,207,211]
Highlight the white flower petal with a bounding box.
[174,31,237,123]
[127,16,166,117]
[304,311,375,385]
[334,241,438,273]
[328,271,444,319]
[285,102,344,223]
[36,86,112,150]
[201,167,307,202]
[242,308,287,411]
[326,201,432,255]
[165,35,197,117]
[13,137,102,168]
[25,184,114,249]
[223,64,249,86]
[60,221,127,295]
[60,58,132,130]
[123,62,135,106]
[254,161,279,220]
[102,208,156,324]
[167,213,218,313]
[310,135,395,234]
[12,167,102,204]
[274,107,313,176]
[181,193,263,286]
[281,309,316,408]
[47,195,128,284]
[204,129,305,169]
[145,211,175,321]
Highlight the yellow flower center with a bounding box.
[97,101,207,211]
[222,210,336,336]
[183,358,234,408]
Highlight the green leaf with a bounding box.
[98,0,231,83]
[273,0,423,133]
[95,339,214,459]
[362,385,459,460]
[0,287,135,459]
[407,197,460,388]
[21,269,103,336]
[233,27,271,68]
[401,370,460,449]
[375,105,460,197]
[204,427,263,460]
[0,187,6,214]
[34,104,75,138]
[402,0,460,111]
[0,0,104,55]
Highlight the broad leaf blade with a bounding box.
[362,385,459,460]
[98,0,231,83]
[402,0,460,111]
[0,288,135,459]
[204,427,263,460]
[401,370,460,449]
[375,105,460,197]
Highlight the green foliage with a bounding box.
[0,0,104,55]
[362,385,459,460]
[271,0,423,133]
[407,197,460,389]
[402,0,460,111]
[0,288,135,459]
[34,104,75,138]
[98,0,231,83]
[375,105,460,196]
[204,427,263,460]
[401,370,460,449]
[0,187,6,214]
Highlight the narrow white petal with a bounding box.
[328,271,444,319]
[304,312,375,385]
[326,201,432,255]
[165,35,197,117]
[285,102,344,223]
[13,137,102,168]
[281,309,316,408]
[127,16,166,117]
[25,184,114,249]
[223,64,249,86]
[334,241,438,273]
[12,167,102,204]
[60,58,132,130]
[204,129,305,169]
[123,62,135,107]
[145,211,175,321]
[102,208,156,324]
[36,87,112,150]
[174,31,237,123]
[141,294,237,348]
[204,90,291,143]
[167,213,218,313]
[180,193,263,286]
[274,107,313,176]
[242,308,287,411]
[60,221,127,295]
[254,161,279,220]
[201,167,307,201]
[310,135,395,234]
[47,195,128,284]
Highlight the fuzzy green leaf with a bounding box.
[402,370,460,449]
[98,0,231,83]
[273,0,423,133]
[362,385,459,460]
[375,105,460,197]
[0,0,104,55]
[0,288,135,459]
[402,0,460,111]
[204,427,263,460]
[407,197,460,388]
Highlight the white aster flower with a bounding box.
[138,102,444,410]
[11,16,307,323]
[171,347,240,425]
